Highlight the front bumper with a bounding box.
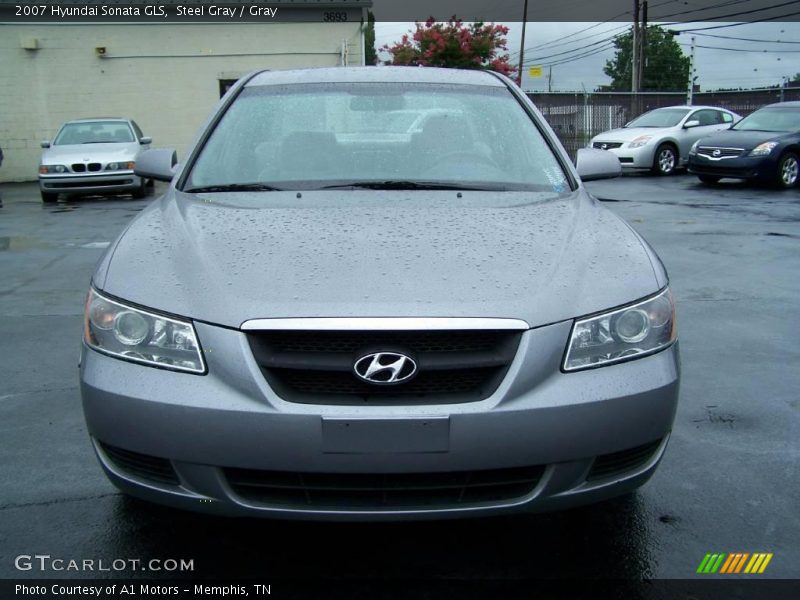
[39,172,141,195]
[688,154,774,180]
[591,143,658,169]
[80,319,680,520]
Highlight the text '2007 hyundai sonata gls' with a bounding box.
[80,67,679,520]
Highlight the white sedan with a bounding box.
[590,105,741,175]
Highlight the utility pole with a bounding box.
[548,66,553,92]
[639,1,648,91]
[517,0,529,86]
[686,36,696,105]
[632,0,639,93]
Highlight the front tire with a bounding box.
[652,144,677,175]
[40,191,58,203]
[775,152,799,189]
[698,175,720,185]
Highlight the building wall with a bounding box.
[0,22,365,181]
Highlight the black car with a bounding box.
[688,101,800,189]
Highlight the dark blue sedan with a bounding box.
[688,101,800,189]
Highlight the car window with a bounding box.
[720,111,733,124]
[732,107,800,132]
[131,121,144,139]
[627,108,691,128]
[54,122,135,145]
[185,83,570,193]
[690,110,722,127]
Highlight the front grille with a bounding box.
[593,142,622,150]
[88,162,102,172]
[71,163,86,172]
[226,465,545,510]
[697,147,744,159]
[586,439,662,482]
[247,329,521,405]
[98,442,180,486]
[690,164,755,177]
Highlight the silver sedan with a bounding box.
[38,118,152,203]
[590,105,741,175]
[80,67,679,520]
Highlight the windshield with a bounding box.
[732,107,800,133]
[54,121,134,145]
[185,83,570,193]
[627,108,691,128]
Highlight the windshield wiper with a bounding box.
[318,180,504,191]
[184,183,283,193]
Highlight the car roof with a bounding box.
[763,101,800,109]
[652,105,734,111]
[246,67,506,88]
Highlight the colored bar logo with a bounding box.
[697,553,773,574]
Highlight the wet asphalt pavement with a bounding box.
[0,175,798,586]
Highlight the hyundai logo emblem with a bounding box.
[601,143,608,150]
[353,352,417,385]
[712,149,721,157]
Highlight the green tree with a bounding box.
[382,18,514,76]
[791,73,800,84]
[601,26,690,91]
[364,11,377,65]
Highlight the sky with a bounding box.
[374,21,800,92]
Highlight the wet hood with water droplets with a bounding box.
[97,190,663,329]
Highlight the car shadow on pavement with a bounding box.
[100,492,653,581]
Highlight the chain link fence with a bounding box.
[527,87,800,158]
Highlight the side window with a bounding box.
[720,111,733,124]
[691,110,715,126]
[131,121,144,138]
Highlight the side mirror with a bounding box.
[683,120,700,128]
[139,136,152,145]
[40,141,51,148]
[134,148,178,182]
[576,148,622,182]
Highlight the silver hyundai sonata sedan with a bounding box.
[80,67,680,520]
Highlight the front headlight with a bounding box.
[563,288,676,371]
[39,165,68,174]
[105,161,136,171]
[628,135,653,148]
[83,288,205,373]
[689,140,700,155]
[749,142,778,157]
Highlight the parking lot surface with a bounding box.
[0,176,798,582]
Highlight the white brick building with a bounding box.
[0,0,371,182]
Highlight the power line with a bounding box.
[693,31,800,44]
[681,42,800,52]
[662,0,800,28]
[525,33,624,62]
[674,10,800,32]
[650,0,762,21]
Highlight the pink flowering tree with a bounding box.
[382,17,514,76]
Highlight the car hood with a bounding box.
[695,129,794,150]
[98,190,661,329]
[592,127,668,143]
[42,142,140,163]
